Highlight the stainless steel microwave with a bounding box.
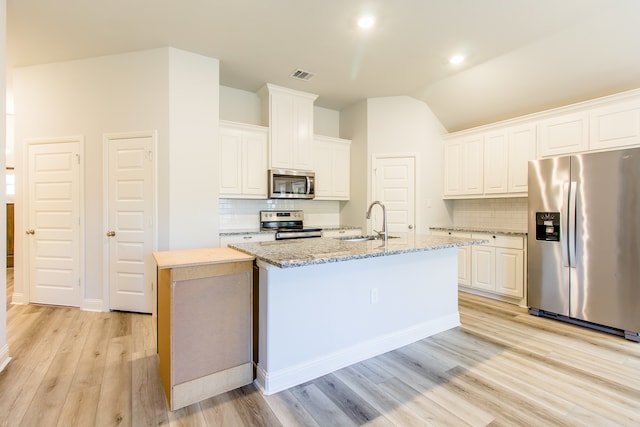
[268,169,315,199]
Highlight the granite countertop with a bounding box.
[430,226,527,237]
[229,233,486,268]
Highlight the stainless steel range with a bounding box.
[260,210,323,240]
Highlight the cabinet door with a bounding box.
[313,141,333,198]
[539,112,589,157]
[462,137,484,195]
[269,93,294,169]
[314,137,351,200]
[508,124,536,193]
[243,130,268,197]
[219,128,243,195]
[483,131,508,194]
[332,143,350,199]
[471,245,495,291]
[292,95,315,171]
[590,100,640,151]
[443,140,462,196]
[457,246,471,287]
[495,247,524,298]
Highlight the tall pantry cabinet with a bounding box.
[258,84,318,171]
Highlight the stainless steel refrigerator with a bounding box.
[528,147,640,341]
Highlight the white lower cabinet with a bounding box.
[495,247,524,298]
[433,230,526,303]
[471,233,525,300]
[471,244,495,291]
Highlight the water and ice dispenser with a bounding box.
[535,212,560,241]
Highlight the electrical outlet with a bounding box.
[370,288,379,304]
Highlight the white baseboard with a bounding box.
[11,292,26,305]
[0,344,11,372]
[82,298,106,312]
[257,312,460,395]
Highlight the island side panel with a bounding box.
[255,247,459,394]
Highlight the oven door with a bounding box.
[269,169,315,199]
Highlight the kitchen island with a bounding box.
[230,233,484,394]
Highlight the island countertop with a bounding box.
[229,233,485,268]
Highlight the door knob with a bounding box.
[25,229,35,235]
[106,231,116,237]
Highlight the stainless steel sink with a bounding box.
[334,235,399,242]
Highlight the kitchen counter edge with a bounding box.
[430,226,527,237]
[230,234,487,269]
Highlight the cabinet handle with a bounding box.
[25,229,35,235]
[106,231,116,237]
[492,235,496,239]
[243,236,252,240]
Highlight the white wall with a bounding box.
[167,49,220,249]
[366,96,451,234]
[339,100,369,231]
[219,86,261,125]
[14,48,170,308]
[339,96,452,234]
[0,0,9,371]
[220,85,341,137]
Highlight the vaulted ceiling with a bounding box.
[7,0,640,131]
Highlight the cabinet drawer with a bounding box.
[220,233,275,246]
[472,233,523,250]
[432,230,472,239]
[322,228,362,238]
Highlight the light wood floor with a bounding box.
[2,278,639,426]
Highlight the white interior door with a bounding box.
[106,133,155,313]
[372,156,416,235]
[27,139,82,307]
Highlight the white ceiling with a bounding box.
[7,0,640,131]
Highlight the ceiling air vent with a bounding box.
[289,69,315,81]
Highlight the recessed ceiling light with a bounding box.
[357,15,375,30]
[450,54,465,65]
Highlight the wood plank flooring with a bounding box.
[2,276,639,426]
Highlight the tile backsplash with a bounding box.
[450,198,528,230]
[219,199,341,230]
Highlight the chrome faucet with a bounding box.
[366,201,388,240]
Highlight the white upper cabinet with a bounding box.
[590,100,640,151]
[538,111,589,157]
[258,83,318,171]
[443,136,483,197]
[507,124,536,193]
[219,121,268,198]
[483,130,508,194]
[445,124,533,198]
[443,140,463,195]
[314,135,351,200]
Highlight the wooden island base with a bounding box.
[154,247,255,411]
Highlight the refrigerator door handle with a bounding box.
[562,182,570,267]
[568,181,577,268]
